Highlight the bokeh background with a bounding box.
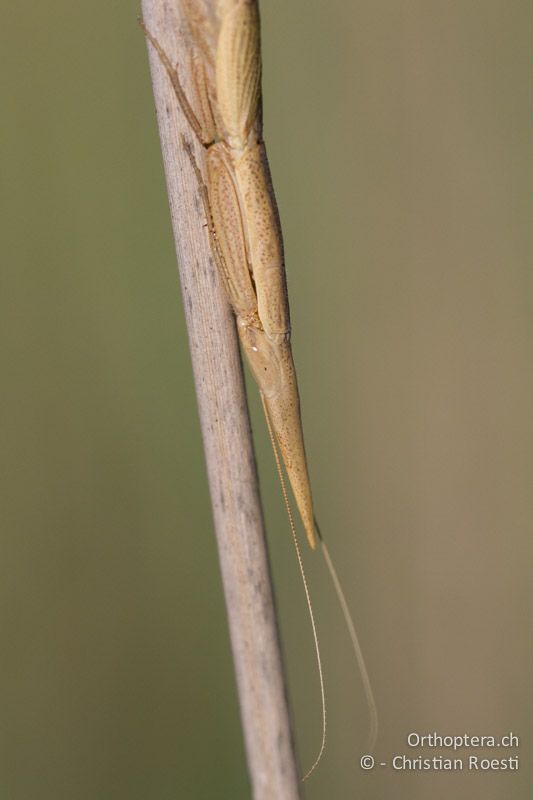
[2,1,532,798]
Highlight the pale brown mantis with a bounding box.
[141,0,316,552]
[141,0,377,779]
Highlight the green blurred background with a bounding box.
[2,1,532,798]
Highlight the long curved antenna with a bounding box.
[260,394,326,782]
[315,519,378,752]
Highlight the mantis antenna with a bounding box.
[261,393,326,781]
[315,520,379,753]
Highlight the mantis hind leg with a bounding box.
[139,19,215,146]
[181,137,240,308]
[183,138,259,323]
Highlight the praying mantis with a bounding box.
[140,0,316,551]
[140,0,378,781]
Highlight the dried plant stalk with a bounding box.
[141,0,302,797]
